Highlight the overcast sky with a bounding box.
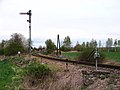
[0,0,120,47]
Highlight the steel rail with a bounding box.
[32,53,120,70]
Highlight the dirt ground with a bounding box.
[23,56,120,90]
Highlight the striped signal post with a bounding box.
[56,34,61,56]
[20,10,32,59]
[94,48,100,71]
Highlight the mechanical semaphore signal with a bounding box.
[20,10,32,59]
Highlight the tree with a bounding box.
[117,40,120,52]
[82,42,86,48]
[114,39,117,52]
[0,40,6,55]
[63,36,71,48]
[118,40,120,47]
[86,42,90,48]
[90,39,97,48]
[74,41,81,51]
[1,40,5,48]
[45,39,56,54]
[106,38,113,52]
[4,33,28,56]
[74,41,87,51]
[61,36,72,51]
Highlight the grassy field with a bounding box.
[62,51,81,60]
[62,51,120,62]
[103,52,120,62]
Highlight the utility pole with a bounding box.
[56,34,61,56]
[20,10,32,59]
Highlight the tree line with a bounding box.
[44,37,120,54]
[0,33,120,56]
[41,36,120,54]
[74,38,120,52]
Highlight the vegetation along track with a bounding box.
[32,53,120,70]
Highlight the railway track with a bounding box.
[32,53,120,70]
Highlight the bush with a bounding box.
[0,48,4,55]
[8,56,30,67]
[4,42,24,56]
[78,48,105,64]
[26,62,51,79]
[61,46,71,51]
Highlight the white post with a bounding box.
[94,48,100,71]
[96,58,98,71]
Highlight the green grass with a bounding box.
[0,57,27,90]
[0,56,52,90]
[62,51,81,60]
[0,60,15,90]
[103,52,120,62]
[62,51,120,62]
